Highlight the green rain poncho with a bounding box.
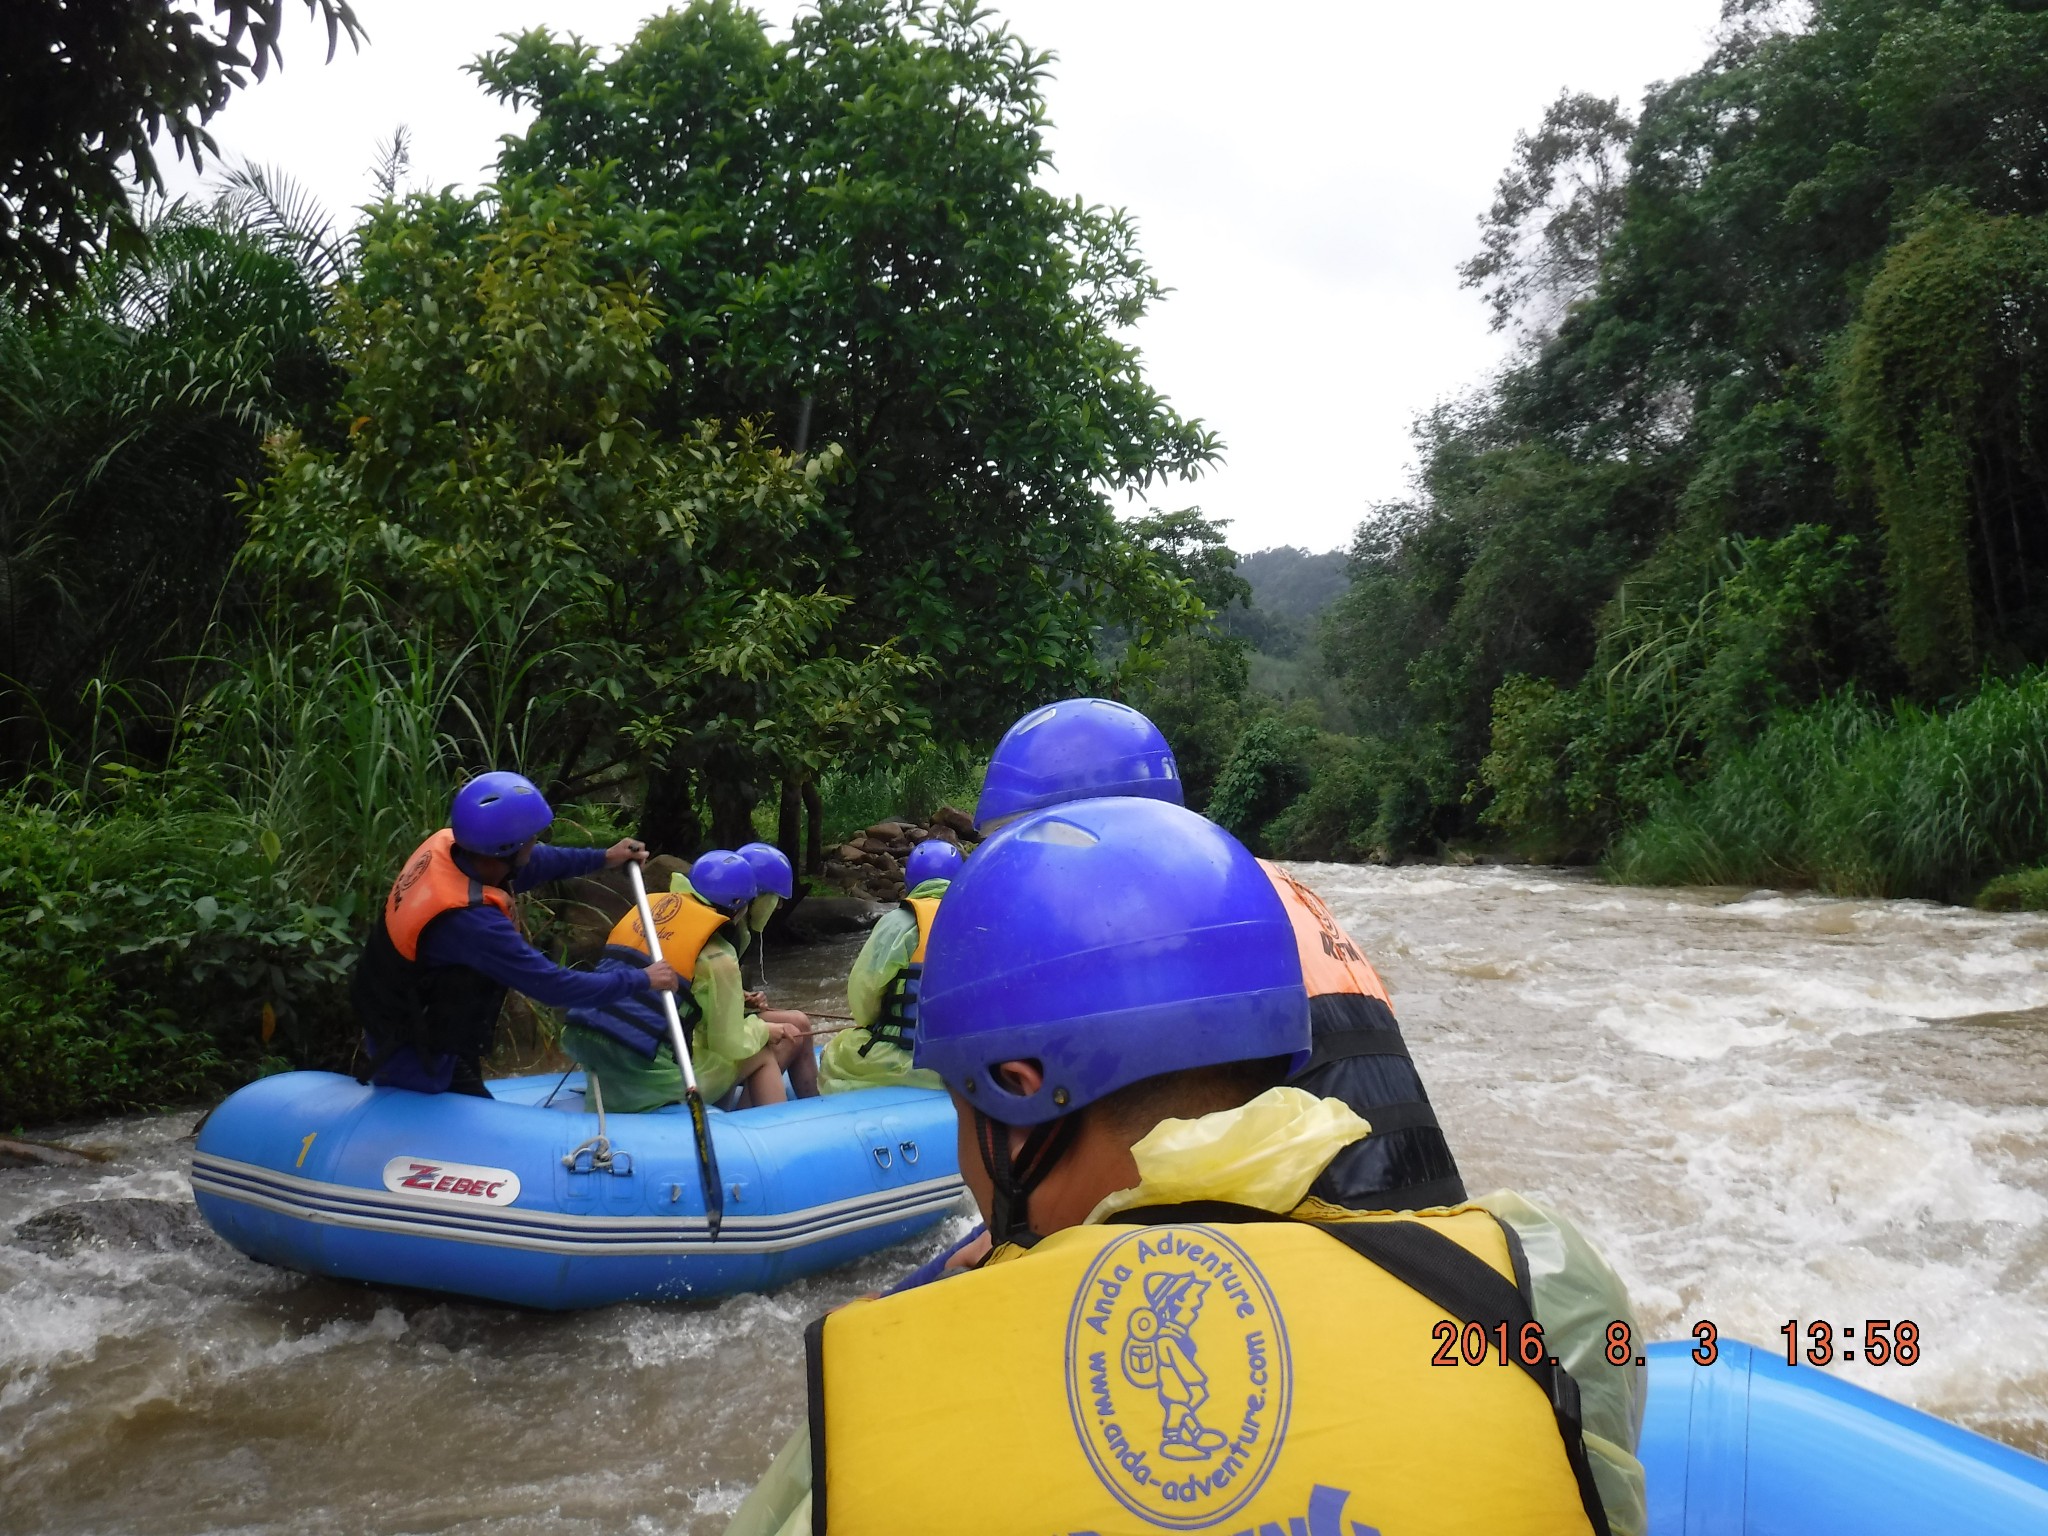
[817,877,948,1095]
[559,876,768,1110]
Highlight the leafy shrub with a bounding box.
[1207,718,1316,850]
[814,749,986,845]
[1262,734,1444,863]
[1,780,357,1125]
[1975,866,2048,912]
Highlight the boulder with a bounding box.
[934,805,978,839]
[780,896,892,940]
[14,1198,216,1257]
[865,820,910,841]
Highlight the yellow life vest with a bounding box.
[604,892,732,980]
[904,895,940,964]
[866,893,942,1056]
[809,1205,1608,1536]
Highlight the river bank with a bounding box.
[3,865,2046,1533]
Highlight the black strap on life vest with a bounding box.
[1294,992,1467,1211]
[1108,1201,1613,1536]
[806,1312,831,1534]
[863,963,921,1057]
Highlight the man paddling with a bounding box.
[351,772,678,1095]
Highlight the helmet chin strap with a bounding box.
[973,1108,1081,1248]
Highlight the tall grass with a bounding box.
[1611,671,2048,900]
[197,616,481,907]
[813,748,986,845]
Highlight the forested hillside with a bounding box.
[1198,0,2048,904]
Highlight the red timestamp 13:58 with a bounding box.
[1780,1318,1921,1367]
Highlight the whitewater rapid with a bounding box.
[2,867,2044,1533]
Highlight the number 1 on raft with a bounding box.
[296,1132,317,1168]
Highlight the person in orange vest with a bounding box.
[973,698,1465,1211]
[350,772,678,1096]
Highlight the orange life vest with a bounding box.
[1259,858,1391,1005]
[385,829,516,960]
[351,829,522,1079]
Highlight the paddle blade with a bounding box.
[688,1089,724,1240]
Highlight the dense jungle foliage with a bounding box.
[12,0,2048,1124]
[1195,0,2048,909]
[0,0,1218,1124]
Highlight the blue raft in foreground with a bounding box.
[192,1070,964,1309]
[1642,1338,2048,1534]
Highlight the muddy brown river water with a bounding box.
[4,866,2047,1533]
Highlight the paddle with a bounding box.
[626,861,725,1239]
[798,1015,867,1038]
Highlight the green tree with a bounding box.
[1317,0,2048,851]
[0,184,342,772]
[472,0,1217,801]
[0,1,362,308]
[1837,198,2048,693]
[243,184,924,851]
[1458,90,1634,342]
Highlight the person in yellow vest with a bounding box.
[560,850,797,1111]
[817,838,958,1094]
[728,798,1646,1536]
[350,771,677,1096]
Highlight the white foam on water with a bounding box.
[1292,861,2048,1453]
[1591,996,1799,1061]
[6,865,2047,1530]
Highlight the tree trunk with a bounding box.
[777,777,803,868]
[705,770,759,851]
[802,778,825,874]
[638,756,702,858]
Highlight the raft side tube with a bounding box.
[192,1071,964,1309]
[1642,1338,2048,1535]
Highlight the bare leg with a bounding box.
[759,1009,820,1098]
[734,1046,788,1108]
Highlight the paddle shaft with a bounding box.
[625,861,725,1238]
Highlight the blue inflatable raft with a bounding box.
[1642,1338,2048,1534]
[192,1070,964,1309]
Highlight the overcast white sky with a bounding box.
[163,1,1727,554]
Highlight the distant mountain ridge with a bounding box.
[1237,546,1347,623]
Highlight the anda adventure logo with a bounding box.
[1064,1225,1292,1529]
[381,1157,521,1206]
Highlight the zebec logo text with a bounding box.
[380,1156,522,1206]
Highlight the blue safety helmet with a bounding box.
[904,838,963,888]
[973,698,1184,832]
[736,841,795,900]
[450,771,554,858]
[916,797,1308,1126]
[689,850,757,912]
